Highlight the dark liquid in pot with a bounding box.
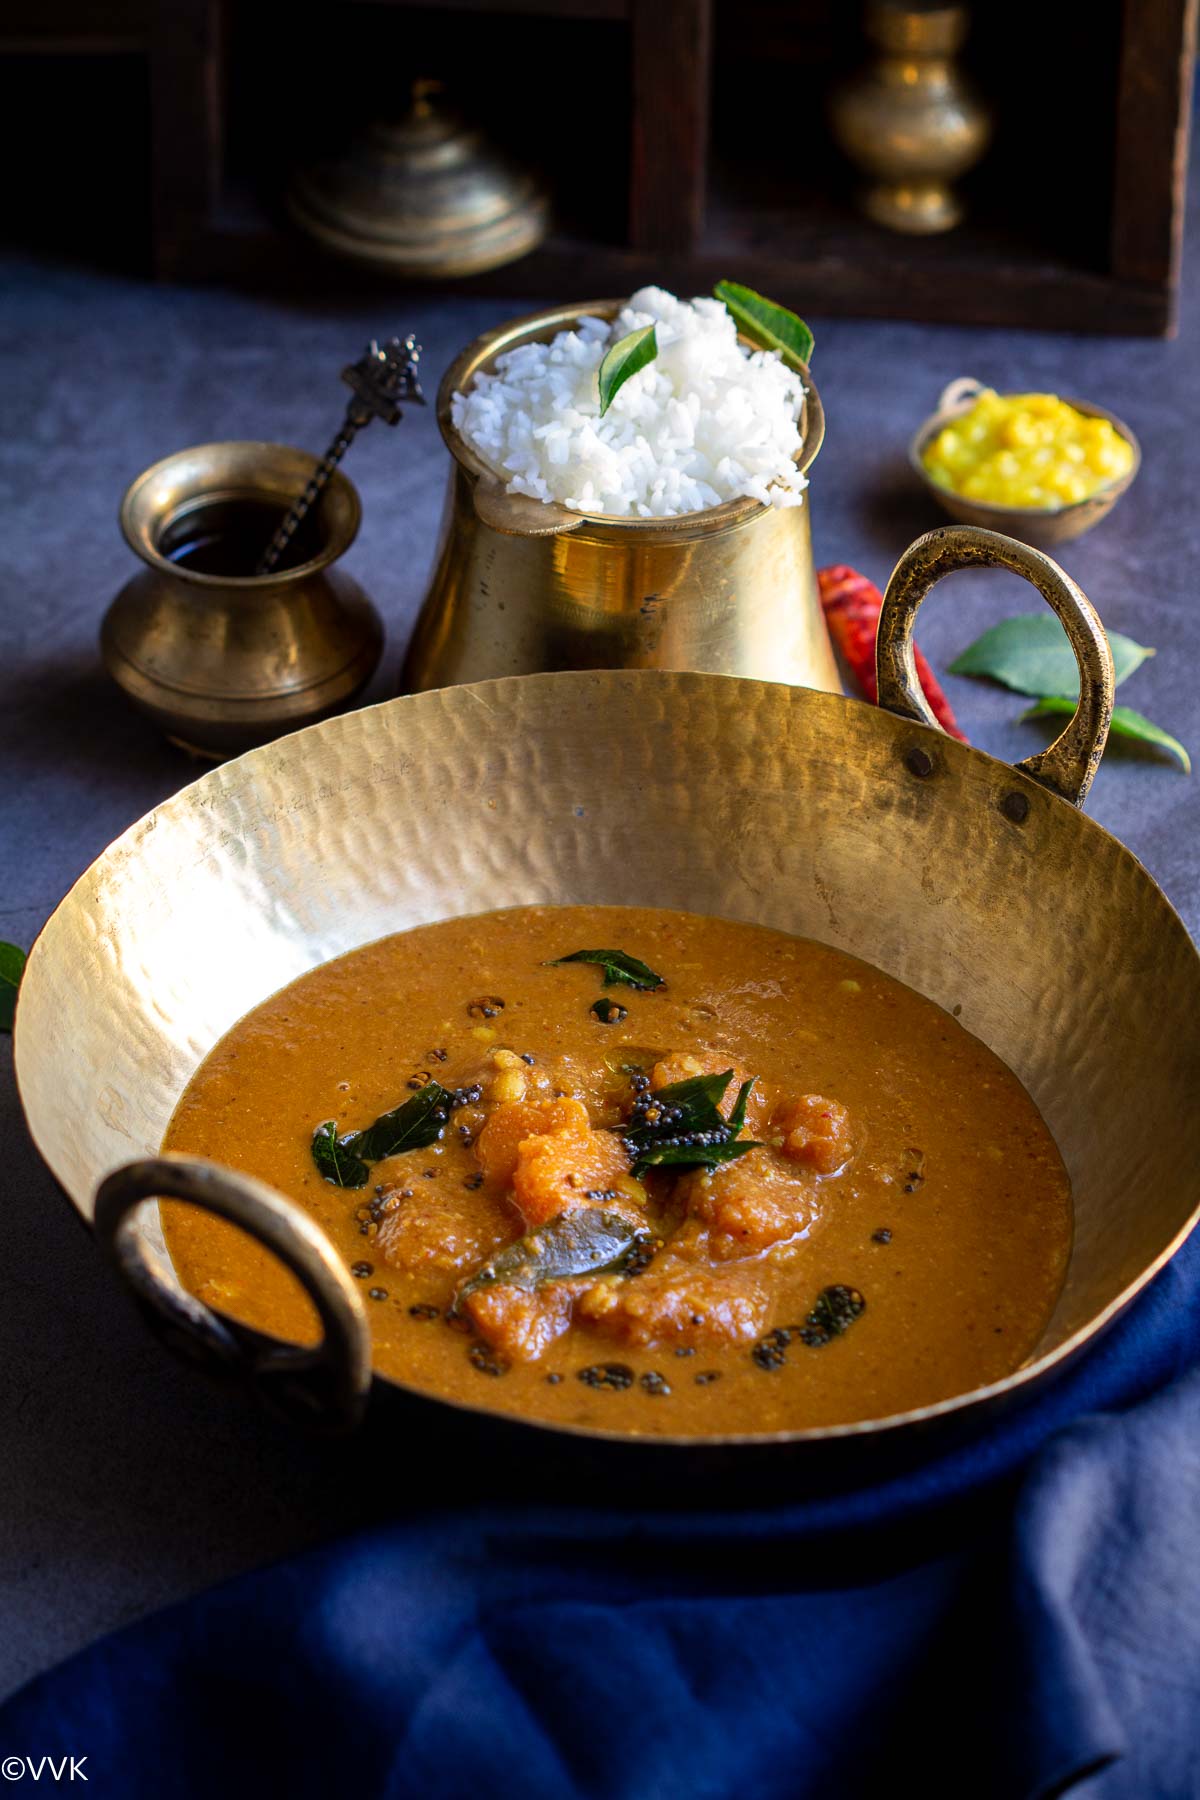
[157,497,326,577]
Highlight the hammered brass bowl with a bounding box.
[14,527,1200,1490]
[910,379,1141,549]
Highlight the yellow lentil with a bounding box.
[922,389,1134,510]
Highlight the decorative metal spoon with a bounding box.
[256,334,425,577]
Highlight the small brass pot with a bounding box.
[103,442,384,758]
[910,380,1142,549]
[401,302,840,696]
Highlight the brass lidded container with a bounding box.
[102,441,384,759]
[288,82,549,279]
[402,301,840,696]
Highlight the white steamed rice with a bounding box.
[450,285,808,519]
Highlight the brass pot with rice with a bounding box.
[402,290,841,697]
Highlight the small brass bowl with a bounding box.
[909,378,1141,549]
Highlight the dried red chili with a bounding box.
[818,564,966,742]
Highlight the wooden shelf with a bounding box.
[4,0,1195,335]
[163,187,1174,340]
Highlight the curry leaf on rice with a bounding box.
[597,324,658,417]
[714,280,815,369]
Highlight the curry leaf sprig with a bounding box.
[549,948,666,991]
[312,1080,452,1189]
[620,1069,760,1178]
[948,614,1153,696]
[1021,696,1191,773]
[949,613,1189,774]
[0,941,27,1033]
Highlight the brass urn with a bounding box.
[102,442,383,759]
[829,2,991,234]
[402,302,840,697]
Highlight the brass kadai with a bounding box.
[15,528,1200,1492]
[403,302,840,696]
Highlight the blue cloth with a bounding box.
[2,1231,1199,1799]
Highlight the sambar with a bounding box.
[160,905,1071,1436]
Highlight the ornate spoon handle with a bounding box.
[256,333,425,577]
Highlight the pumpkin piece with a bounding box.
[512,1120,640,1229]
[775,1094,855,1174]
[376,1187,516,1274]
[681,1146,820,1260]
[464,1282,575,1362]
[474,1096,591,1185]
[576,1258,768,1347]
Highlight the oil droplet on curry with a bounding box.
[161,907,1071,1435]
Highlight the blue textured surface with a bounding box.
[1,1233,1199,1798]
[2,163,1200,1793]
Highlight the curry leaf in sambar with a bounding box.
[727,1078,755,1136]
[623,1070,761,1176]
[949,614,1153,698]
[550,949,666,991]
[0,941,26,1032]
[714,281,815,369]
[633,1137,759,1174]
[633,1070,734,1134]
[1021,696,1191,773]
[452,1209,652,1313]
[312,1081,452,1187]
[312,1120,370,1189]
[597,324,658,417]
[349,1081,452,1163]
